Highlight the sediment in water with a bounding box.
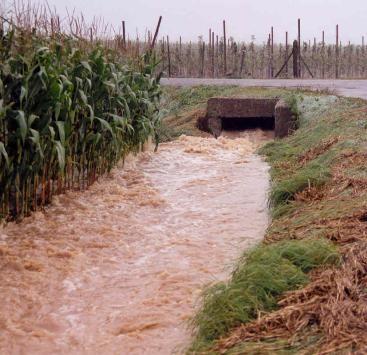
[0,131,270,354]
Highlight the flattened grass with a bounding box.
[190,238,340,352]
[270,161,331,208]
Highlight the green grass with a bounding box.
[190,238,340,352]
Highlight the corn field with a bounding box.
[0,19,161,221]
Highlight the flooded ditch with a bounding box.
[0,129,271,354]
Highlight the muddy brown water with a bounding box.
[0,129,271,354]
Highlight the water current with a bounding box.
[0,129,272,354]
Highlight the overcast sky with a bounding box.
[16,0,367,44]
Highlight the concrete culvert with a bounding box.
[198,97,296,138]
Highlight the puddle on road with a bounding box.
[0,129,270,354]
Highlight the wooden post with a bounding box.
[322,30,325,78]
[122,21,126,49]
[362,36,365,77]
[167,35,171,77]
[201,42,206,77]
[297,18,301,77]
[336,24,339,78]
[285,31,289,77]
[150,16,162,50]
[239,45,245,77]
[293,40,299,78]
[188,41,192,77]
[207,28,213,76]
[179,36,182,76]
[223,20,227,76]
[311,37,318,76]
[271,26,274,77]
[216,35,219,77]
[161,38,165,75]
[212,31,215,77]
[267,33,271,78]
[347,40,352,78]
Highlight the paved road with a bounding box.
[161,78,367,100]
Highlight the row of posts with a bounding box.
[119,17,351,79]
[263,19,341,79]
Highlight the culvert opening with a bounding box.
[200,97,296,138]
[221,117,275,131]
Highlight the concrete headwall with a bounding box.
[274,99,296,138]
[207,97,278,118]
[202,97,295,138]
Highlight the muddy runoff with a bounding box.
[0,129,271,354]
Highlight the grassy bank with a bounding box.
[167,86,367,353]
[191,238,340,351]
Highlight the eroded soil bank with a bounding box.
[0,131,270,354]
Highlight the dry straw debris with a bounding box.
[215,242,367,354]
